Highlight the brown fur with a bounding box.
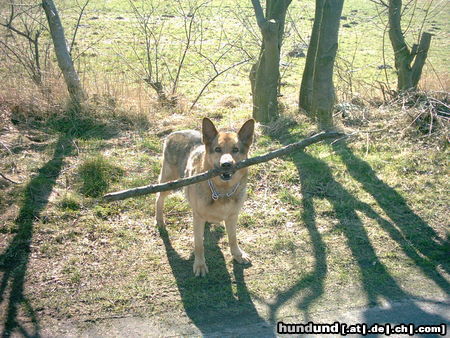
[155,118,255,276]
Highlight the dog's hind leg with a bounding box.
[155,161,177,228]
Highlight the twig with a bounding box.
[69,0,91,54]
[190,58,250,111]
[103,131,346,202]
[0,173,20,184]
[0,140,13,155]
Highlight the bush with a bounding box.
[78,155,124,197]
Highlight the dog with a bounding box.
[155,118,255,276]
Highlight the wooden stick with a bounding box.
[103,131,345,202]
[0,173,20,184]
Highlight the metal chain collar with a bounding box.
[207,179,240,200]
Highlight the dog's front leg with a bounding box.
[225,214,251,264]
[193,213,208,277]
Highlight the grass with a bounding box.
[0,0,449,335]
[77,154,124,197]
[1,103,449,334]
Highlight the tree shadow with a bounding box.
[267,131,448,335]
[267,169,327,323]
[0,110,120,337]
[332,142,450,335]
[158,224,274,336]
[0,136,73,337]
[333,143,450,283]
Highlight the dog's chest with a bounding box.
[185,183,245,223]
[205,196,241,223]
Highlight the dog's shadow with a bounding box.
[158,224,274,336]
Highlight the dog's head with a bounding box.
[202,117,255,182]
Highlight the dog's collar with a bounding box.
[207,179,240,200]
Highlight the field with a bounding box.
[0,0,449,335]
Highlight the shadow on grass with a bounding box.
[0,110,121,337]
[268,130,448,334]
[0,136,73,337]
[333,143,450,284]
[159,224,274,336]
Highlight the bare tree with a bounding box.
[0,0,50,88]
[371,0,433,92]
[299,0,344,130]
[190,53,250,111]
[189,15,253,111]
[249,0,292,123]
[126,0,209,107]
[42,0,86,108]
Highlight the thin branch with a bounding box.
[71,33,106,62]
[70,0,90,54]
[103,131,346,202]
[172,0,206,95]
[190,58,250,110]
[0,140,13,155]
[0,39,35,79]
[369,0,389,7]
[0,173,20,184]
[402,0,417,35]
[1,20,34,43]
[416,0,433,46]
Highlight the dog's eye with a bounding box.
[232,147,239,153]
[214,147,222,153]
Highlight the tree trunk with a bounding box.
[299,0,324,114]
[388,0,413,90]
[388,0,432,91]
[411,32,432,88]
[311,0,344,130]
[250,0,292,123]
[42,0,86,108]
[299,0,344,130]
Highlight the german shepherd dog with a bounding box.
[155,118,255,276]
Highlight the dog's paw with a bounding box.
[233,250,251,265]
[193,260,209,277]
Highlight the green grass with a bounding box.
[77,154,125,197]
[0,108,448,334]
[57,193,82,211]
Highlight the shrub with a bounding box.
[78,155,124,197]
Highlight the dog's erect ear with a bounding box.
[238,119,255,147]
[202,118,218,145]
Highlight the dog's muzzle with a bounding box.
[220,172,233,181]
[219,162,234,181]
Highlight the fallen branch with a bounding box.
[0,140,13,155]
[0,173,20,184]
[103,131,346,202]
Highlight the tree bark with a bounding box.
[411,32,432,88]
[388,0,413,90]
[42,0,86,108]
[103,130,345,201]
[299,0,324,114]
[250,0,292,123]
[299,0,344,130]
[311,0,344,130]
[388,0,432,91]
